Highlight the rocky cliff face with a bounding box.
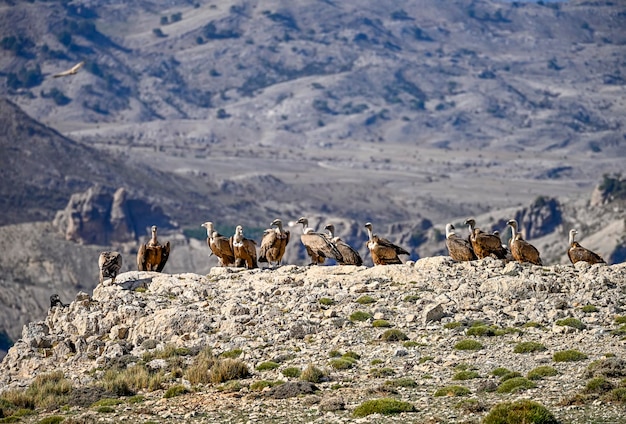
[1,260,625,422]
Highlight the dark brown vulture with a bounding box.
[201,221,235,266]
[259,218,290,267]
[568,229,605,265]
[506,219,543,265]
[364,222,409,265]
[324,224,363,266]
[464,218,508,259]
[230,225,258,269]
[137,225,170,272]
[297,217,343,265]
[99,251,123,283]
[445,223,477,262]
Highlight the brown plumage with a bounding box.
[324,224,363,266]
[297,217,343,265]
[259,218,290,266]
[567,229,605,265]
[137,226,170,272]
[201,221,235,266]
[364,222,409,265]
[445,223,477,261]
[507,220,542,265]
[464,218,507,259]
[53,61,85,78]
[99,251,123,283]
[230,225,258,269]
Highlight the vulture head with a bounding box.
[463,218,476,230]
[201,221,214,236]
[324,224,336,238]
[569,229,578,245]
[271,218,283,228]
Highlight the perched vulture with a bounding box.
[567,229,605,265]
[506,220,542,265]
[297,217,343,265]
[137,225,170,272]
[445,223,477,262]
[324,224,363,266]
[50,294,68,309]
[53,61,85,78]
[364,222,409,265]
[201,221,235,266]
[99,251,123,284]
[230,225,258,269]
[259,218,290,267]
[464,218,508,259]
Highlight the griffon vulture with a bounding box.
[230,225,258,269]
[99,251,123,284]
[364,222,409,265]
[50,294,68,309]
[296,217,343,265]
[445,223,477,262]
[464,218,507,259]
[201,221,235,266]
[137,225,170,272]
[567,229,605,265]
[506,220,542,265]
[53,61,85,78]
[259,218,290,267]
[324,224,363,266]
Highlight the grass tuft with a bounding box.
[555,317,586,330]
[352,398,416,417]
[349,311,372,322]
[300,364,327,383]
[355,295,376,305]
[318,297,334,306]
[372,319,392,328]
[434,385,471,397]
[514,341,547,354]
[385,378,417,388]
[281,367,301,378]
[454,339,483,351]
[163,385,189,399]
[453,370,480,380]
[527,366,558,380]
[381,329,409,342]
[497,377,537,393]
[255,361,279,371]
[553,350,587,362]
[483,400,559,424]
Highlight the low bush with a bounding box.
[385,378,417,388]
[300,364,327,383]
[454,339,483,351]
[163,385,188,399]
[483,400,559,424]
[372,319,391,328]
[370,368,395,378]
[249,380,283,391]
[453,370,480,380]
[318,298,334,306]
[381,329,408,342]
[356,295,376,305]
[584,377,614,394]
[553,350,587,362]
[555,317,586,330]
[527,366,558,380]
[497,377,537,394]
[514,341,547,354]
[349,311,372,322]
[281,367,301,378]
[352,398,416,417]
[255,362,279,371]
[433,385,471,397]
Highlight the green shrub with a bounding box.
[220,349,243,359]
[434,385,471,397]
[454,339,483,351]
[185,348,216,385]
[356,295,376,304]
[350,311,372,322]
[255,361,279,371]
[444,321,462,329]
[370,359,383,365]
[385,378,417,388]
[603,387,626,403]
[523,321,544,329]
[453,370,480,380]
[15,371,73,411]
[91,398,123,407]
[497,377,537,393]
[556,317,586,330]
[527,366,558,380]
[419,356,434,364]
[300,364,327,383]
[611,325,626,336]
[483,400,559,424]
[514,342,547,354]
[352,398,416,417]
[466,325,498,337]
[318,298,334,306]
[329,359,354,370]
[581,305,599,313]
[163,385,188,399]
[372,319,391,328]
[553,350,587,362]
[455,398,486,413]
[500,372,522,382]
[249,380,283,391]
[585,377,614,394]
[342,351,361,360]
[281,367,301,378]
[615,316,626,324]
[370,368,395,378]
[37,417,65,424]
[403,341,420,348]
[381,329,408,342]
[96,406,115,413]
[127,395,144,404]
[209,358,250,384]
[215,380,243,393]
[403,295,420,303]
[328,350,342,358]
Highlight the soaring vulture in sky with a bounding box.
[230,225,258,269]
[99,251,123,283]
[296,217,343,265]
[324,224,363,266]
[445,223,477,262]
[364,222,409,265]
[506,220,543,265]
[53,61,85,78]
[137,226,170,272]
[464,218,508,260]
[567,229,606,265]
[259,218,290,267]
[201,221,235,266]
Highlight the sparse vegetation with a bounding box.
[514,341,547,354]
[209,358,250,384]
[581,304,599,313]
[553,350,588,362]
[355,295,376,304]
[329,358,354,370]
[281,367,301,378]
[434,385,471,397]
[454,339,483,351]
[556,317,586,330]
[352,398,416,417]
[453,370,480,380]
[255,361,279,371]
[483,400,559,424]
[372,319,391,327]
[381,329,409,342]
[163,385,189,399]
[385,377,417,388]
[349,311,372,322]
[370,367,395,378]
[318,297,334,306]
[250,380,283,391]
[527,366,558,380]
[300,364,327,383]
[220,349,243,359]
[497,377,537,393]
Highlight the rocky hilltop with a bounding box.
[1,260,625,423]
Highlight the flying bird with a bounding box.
[259,218,290,267]
[53,61,85,78]
[230,225,258,269]
[364,222,409,265]
[506,219,542,265]
[137,225,170,272]
[445,223,477,262]
[464,218,508,260]
[567,229,605,265]
[201,221,235,266]
[98,251,123,284]
[297,217,343,265]
[323,224,363,266]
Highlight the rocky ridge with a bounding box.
[1,259,626,422]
